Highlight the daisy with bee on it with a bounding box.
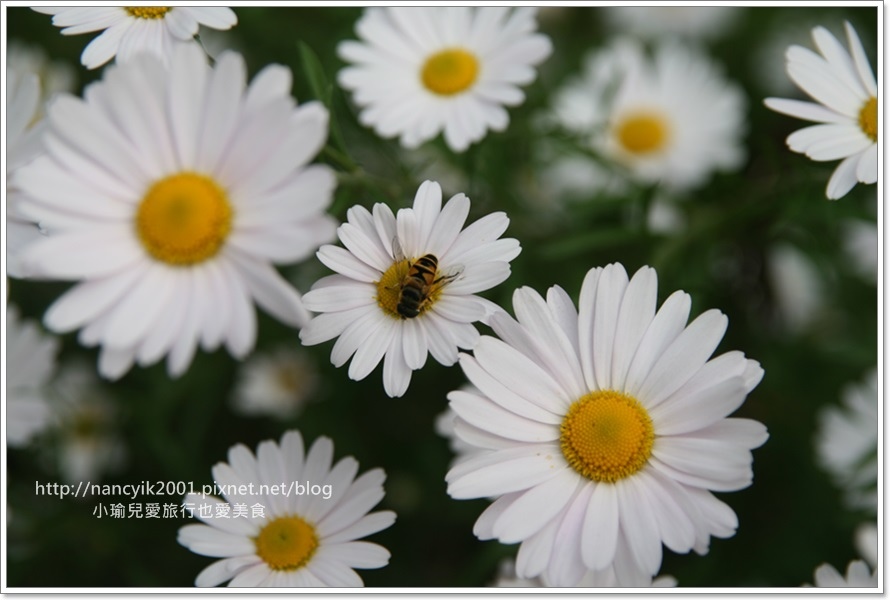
[300,180,520,398]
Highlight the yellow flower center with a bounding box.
[421,48,480,96]
[615,111,671,155]
[125,7,172,19]
[376,259,411,319]
[859,96,877,142]
[136,172,233,266]
[560,390,655,483]
[253,516,319,571]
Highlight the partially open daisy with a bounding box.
[32,6,237,69]
[337,7,552,152]
[177,430,395,587]
[300,180,520,398]
[16,45,337,380]
[446,263,768,585]
[7,305,60,448]
[552,38,746,192]
[764,22,877,199]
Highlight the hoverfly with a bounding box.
[391,238,463,319]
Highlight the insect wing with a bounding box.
[391,236,407,262]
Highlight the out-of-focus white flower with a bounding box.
[552,38,746,192]
[764,22,877,200]
[52,362,125,484]
[231,346,319,420]
[855,523,877,569]
[7,40,76,105]
[766,243,825,333]
[841,219,878,282]
[602,6,741,41]
[815,369,878,513]
[7,305,60,447]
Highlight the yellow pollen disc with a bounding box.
[376,259,411,319]
[859,96,877,142]
[615,111,671,155]
[560,389,655,483]
[136,172,233,266]
[421,48,480,96]
[254,516,319,571]
[125,6,171,19]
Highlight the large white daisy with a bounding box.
[764,22,877,200]
[445,263,768,585]
[552,38,746,192]
[7,66,48,279]
[7,305,60,447]
[16,44,337,380]
[300,180,520,398]
[337,7,552,152]
[32,6,237,69]
[177,430,396,587]
[814,368,878,513]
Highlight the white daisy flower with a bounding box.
[552,38,746,192]
[766,243,825,333]
[16,44,337,380]
[815,368,878,513]
[231,346,320,420]
[493,557,677,588]
[7,305,60,447]
[300,180,521,398]
[764,22,877,200]
[32,6,237,70]
[841,218,878,282]
[7,66,48,279]
[337,7,552,152]
[52,362,125,484]
[177,430,396,587]
[810,560,877,587]
[602,6,741,41]
[445,263,768,585]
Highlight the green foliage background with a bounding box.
[5,5,879,588]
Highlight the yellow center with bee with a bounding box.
[376,255,451,319]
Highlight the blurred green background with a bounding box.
[5,5,878,588]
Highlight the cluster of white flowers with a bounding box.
[5,6,877,591]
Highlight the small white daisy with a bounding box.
[300,180,520,398]
[552,38,746,192]
[177,430,396,587]
[810,560,877,587]
[337,7,552,152]
[493,557,677,588]
[766,243,825,333]
[231,346,320,420]
[16,44,337,380]
[7,305,60,447]
[32,6,237,69]
[445,263,768,585]
[602,6,741,41]
[764,22,877,200]
[51,362,125,484]
[814,368,878,513]
[841,218,878,282]
[7,66,48,279]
